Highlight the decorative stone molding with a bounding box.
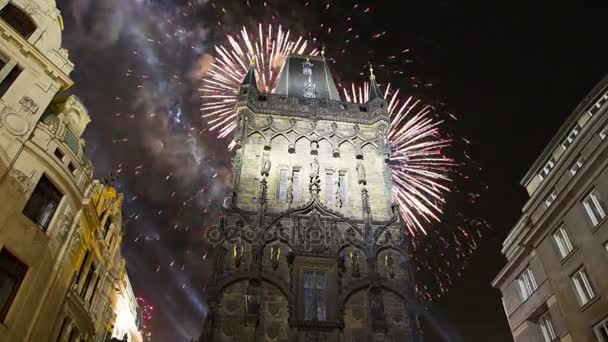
[19,96,39,116]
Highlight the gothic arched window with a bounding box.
[0,3,36,39]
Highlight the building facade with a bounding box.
[492,75,608,342]
[0,1,137,341]
[203,55,421,342]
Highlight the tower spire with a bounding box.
[241,55,258,88]
[367,63,384,102]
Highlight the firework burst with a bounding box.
[200,24,318,138]
[200,24,487,300]
[344,83,455,235]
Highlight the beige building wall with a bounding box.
[0,1,136,341]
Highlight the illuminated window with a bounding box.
[303,271,326,321]
[23,175,63,230]
[589,91,608,116]
[571,267,595,306]
[553,225,574,259]
[545,188,558,208]
[569,155,584,176]
[0,3,36,39]
[582,189,606,227]
[561,123,581,150]
[600,121,608,140]
[0,249,27,321]
[517,267,537,301]
[538,312,557,342]
[539,157,556,180]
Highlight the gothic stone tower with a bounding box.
[204,54,420,342]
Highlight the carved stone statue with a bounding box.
[356,160,366,185]
[385,254,395,278]
[287,173,294,204]
[310,157,320,182]
[351,250,361,277]
[261,152,271,177]
[334,178,342,208]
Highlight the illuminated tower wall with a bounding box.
[204,54,420,342]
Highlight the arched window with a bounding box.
[0,3,36,39]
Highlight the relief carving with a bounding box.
[19,96,39,116]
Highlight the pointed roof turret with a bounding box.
[367,64,384,102]
[241,56,258,89]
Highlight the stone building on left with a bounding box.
[0,1,139,341]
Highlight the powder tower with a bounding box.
[204,54,421,342]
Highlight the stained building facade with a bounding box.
[203,55,420,342]
[492,75,608,342]
[0,1,137,341]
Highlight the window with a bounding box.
[553,225,574,259]
[571,268,595,306]
[292,169,301,201]
[303,271,326,321]
[539,157,556,180]
[517,267,537,300]
[23,175,63,230]
[600,121,608,140]
[278,169,288,200]
[325,173,334,207]
[0,64,22,98]
[561,123,581,150]
[89,276,100,303]
[582,189,606,227]
[569,155,584,176]
[81,264,95,298]
[595,316,608,342]
[338,172,347,206]
[67,162,76,175]
[0,4,36,39]
[538,312,557,342]
[0,249,27,321]
[56,317,69,342]
[545,188,558,208]
[589,91,608,116]
[54,148,64,161]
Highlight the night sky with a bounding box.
[55,0,608,341]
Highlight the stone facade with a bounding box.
[0,1,137,341]
[492,75,608,342]
[203,55,420,342]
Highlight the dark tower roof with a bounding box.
[272,54,340,101]
[367,65,384,102]
[241,56,258,88]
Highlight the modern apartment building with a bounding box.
[492,75,608,341]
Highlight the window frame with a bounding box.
[570,267,596,306]
[22,174,63,231]
[582,189,606,227]
[302,270,327,321]
[0,3,37,39]
[552,224,574,260]
[538,312,558,342]
[561,123,581,150]
[0,248,28,321]
[569,154,584,176]
[595,316,608,342]
[517,267,538,301]
[544,188,558,208]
